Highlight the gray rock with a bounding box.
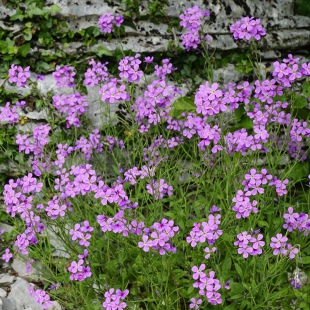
[47,301,62,310]
[7,278,43,310]
[17,108,49,122]
[0,223,13,234]
[0,298,17,310]
[213,64,242,85]
[0,289,7,298]
[259,50,281,60]
[11,259,42,282]
[1,0,310,55]
[0,275,15,287]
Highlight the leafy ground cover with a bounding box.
[1,3,310,310]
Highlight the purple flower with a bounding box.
[138,235,153,252]
[8,64,31,87]
[189,297,202,309]
[98,13,124,33]
[230,17,266,41]
[52,65,76,88]
[144,56,154,63]
[2,248,13,262]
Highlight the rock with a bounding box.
[259,50,281,60]
[213,64,243,85]
[47,301,62,310]
[0,223,13,234]
[11,259,43,282]
[7,278,43,310]
[17,108,49,122]
[0,275,15,287]
[0,298,17,310]
[0,289,7,298]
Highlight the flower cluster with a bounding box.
[74,129,104,161]
[3,174,45,255]
[132,79,180,132]
[52,92,88,127]
[119,54,143,83]
[138,219,179,255]
[230,16,266,41]
[232,169,289,218]
[191,265,222,305]
[154,58,177,80]
[8,64,31,87]
[52,65,76,88]
[98,12,124,33]
[68,250,92,281]
[179,5,210,50]
[272,55,303,88]
[69,221,94,246]
[0,102,19,124]
[99,78,130,104]
[124,165,156,185]
[146,179,173,200]
[97,210,130,237]
[195,82,226,117]
[234,230,265,258]
[16,125,51,175]
[102,288,129,310]
[270,233,299,259]
[28,285,53,309]
[283,207,310,235]
[84,58,109,86]
[186,213,222,247]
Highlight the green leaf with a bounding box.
[27,7,44,18]
[238,115,253,129]
[10,8,24,21]
[50,4,62,14]
[230,294,244,300]
[234,104,245,122]
[171,96,196,117]
[222,257,232,272]
[221,233,234,242]
[292,95,307,108]
[298,256,310,264]
[288,162,309,182]
[36,60,51,72]
[273,93,290,102]
[0,40,7,53]
[19,43,30,57]
[302,82,310,98]
[96,45,113,57]
[258,220,269,228]
[7,45,18,55]
[23,29,32,41]
[234,263,243,279]
[172,269,187,279]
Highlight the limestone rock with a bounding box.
[0,275,15,287]
[8,278,48,310]
[0,289,7,298]
[0,223,13,234]
[11,259,43,282]
[0,298,17,310]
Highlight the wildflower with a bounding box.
[52,65,76,88]
[2,248,13,262]
[98,13,124,33]
[189,297,202,309]
[230,17,266,41]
